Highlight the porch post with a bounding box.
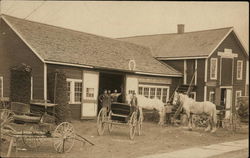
[44,63,47,103]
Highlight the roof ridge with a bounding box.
[117,27,233,39]
[2,14,151,50]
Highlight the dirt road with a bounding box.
[0,120,248,158]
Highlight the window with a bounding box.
[0,76,3,98]
[86,88,94,98]
[128,90,135,94]
[150,88,155,99]
[237,60,243,80]
[235,91,242,107]
[67,79,82,104]
[138,87,143,95]
[74,82,82,102]
[209,91,215,103]
[162,88,168,103]
[138,84,169,103]
[156,88,162,100]
[143,87,149,98]
[210,58,218,80]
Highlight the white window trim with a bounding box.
[235,90,242,106]
[0,76,3,98]
[236,60,243,80]
[67,78,82,104]
[31,76,33,100]
[184,60,187,84]
[209,91,215,103]
[138,84,170,103]
[210,58,218,80]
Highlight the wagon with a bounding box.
[0,103,92,157]
[97,102,143,140]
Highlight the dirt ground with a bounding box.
[0,120,248,158]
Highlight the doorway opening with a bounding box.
[98,72,125,112]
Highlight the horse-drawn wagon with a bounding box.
[97,102,143,140]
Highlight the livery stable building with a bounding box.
[120,24,249,117]
[0,15,182,119]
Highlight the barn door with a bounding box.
[81,71,99,118]
[125,75,138,100]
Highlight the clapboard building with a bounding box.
[0,15,182,119]
[120,25,249,111]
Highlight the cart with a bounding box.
[1,107,93,157]
[97,102,143,140]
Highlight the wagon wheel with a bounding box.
[53,122,75,153]
[0,109,14,126]
[97,108,106,136]
[129,112,137,140]
[108,111,113,133]
[137,113,143,136]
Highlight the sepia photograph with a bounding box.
[0,1,249,158]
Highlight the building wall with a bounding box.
[163,59,206,101]
[47,64,83,119]
[206,32,248,106]
[0,18,44,100]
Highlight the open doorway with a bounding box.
[98,72,125,112]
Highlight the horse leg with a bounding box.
[187,112,192,131]
[205,116,211,132]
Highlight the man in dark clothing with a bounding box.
[130,92,138,115]
[99,90,112,113]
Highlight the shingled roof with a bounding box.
[119,27,237,59]
[2,15,181,77]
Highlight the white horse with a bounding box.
[172,92,217,133]
[126,94,166,126]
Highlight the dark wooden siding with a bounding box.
[163,60,184,85]
[0,18,44,99]
[47,64,83,119]
[186,59,195,84]
[196,59,205,101]
[221,58,233,86]
[207,32,248,106]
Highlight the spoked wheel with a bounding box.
[137,113,143,136]
[97,108,106,136]
[53,122,75,153]
[129,112,137,140]
[0,109,14,126]
[108,111,113,133]
[22,134,42,150]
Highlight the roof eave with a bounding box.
[156,56,207,60]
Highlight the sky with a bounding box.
[0,1,249,50]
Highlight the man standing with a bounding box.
[130,92,138,114]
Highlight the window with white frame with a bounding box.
[209,91,215,103]
[0,76,3,98]
[235,90,242,107]
[67,79,82,104]
[138,84,169,103]
[210,58,218,80]
[237,60,243,80]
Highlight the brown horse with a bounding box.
[172,92,217,133]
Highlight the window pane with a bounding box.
[211,59,217,79]
[150,88,155,99]
[86,88,94,98]
[74,82,82,102]
[67,82,71,102]
[138,87,143,95]
[144,87,149,98]
[156,88,162,100]
[162,88,168,103]
[237,61,242,79]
